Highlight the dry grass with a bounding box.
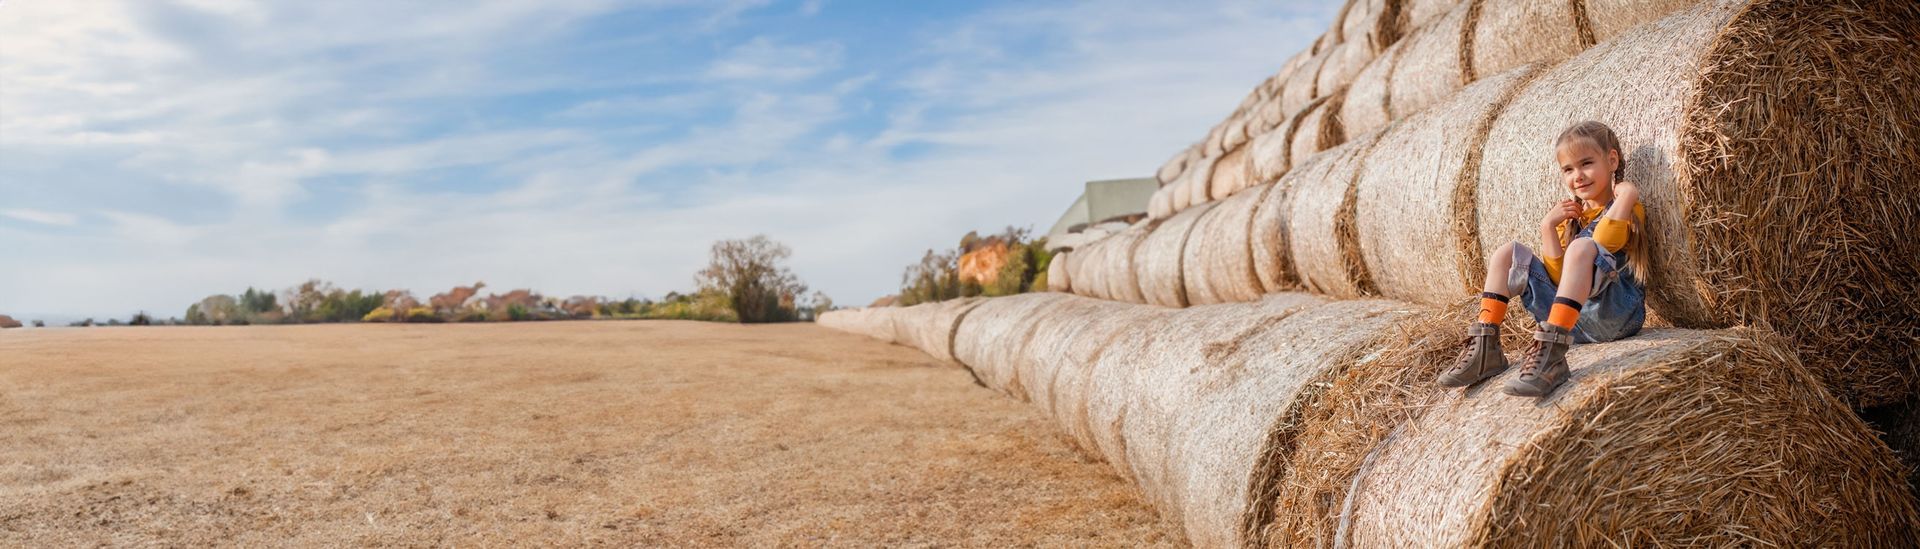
[0,322,1177,547]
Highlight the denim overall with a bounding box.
[1507,205,1647,343]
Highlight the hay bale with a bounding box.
[1035,298,1175,455]
[1181,185,1275,305]
[1135,202,1218,308]
[1584,0,1698,43]
[1385,0,1471,120]
[1473,0,1920,407]
[1340,329,1920,546]
[1248,181,1300,293]
[1170,166,1195,212]
[1221,117,1252,153]
[1146,184,1172,220]
[1156,145,1198,185]
[1398,0,1463,36]
[951,293,1072,397]
[1162,298,1414,548]
[1076,234,1114,301]
[889,298,987,362]
[1336,39,1404,138]
[1467,0,1589,81]
[1338,0,1391,50]
[1249,96,1327,186]
[1354,64,1541,305]
[1175,153,1217,212]
[1102,223,1152,304]
[1207,144,1253,201]
[1046,250,1072,292]
[1285,131,1382,298]
[1288,89,1347,169]
[1316,37,1380,102]
[817,307,899,343]
[1097,295,1328,532]
[1279,49,1333,117]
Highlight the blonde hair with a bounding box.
[1555,120,1651,284]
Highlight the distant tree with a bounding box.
[130,311,153,326]
[189,295,243,325]
[697,235,808,323]
[32,320,45,328]
[240,287,279,315]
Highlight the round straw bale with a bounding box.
[1146,185,1172,220]
[1473,0,1920,407]
[1583,0,1697,43]
[1315,40,1378,100]
[1222,117,1251,153]
[889,298,988,362]
[1182,185,1276,305]
[1104,295,1328,533]
[1386,0,1471,120]
[1467,0,1590,82]
[1182,156,1216,208]
[1354,64,1541,305]
[1248,181,1300,293]
[1340,329,1920,546]
[1075,234,1114,301]
[1336,39,1403,138]
[1288,89,1348,168]
[1249,95,1327,186]
[1279,48,1333,117]
[1170,167,1195,212]
[951,293,1072,397]
[1339,0,1391,50]
[1285,131,1382,298]
[1046,250,1072,292]
[1038,296,1175,455]
[1207,144,1253,201]
[1006,296,1112,416]
[1164,297,1414,548]
[1398,0,1463,35]
[1102,222,1152,304]
[1156,144,1197,185]
[1134,202,1218,308]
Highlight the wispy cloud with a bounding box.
[0,0,1338,318]
[1,209,80,227]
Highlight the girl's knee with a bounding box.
[1567,237,1598,258]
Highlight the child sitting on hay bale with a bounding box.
[1438,120,1649,397]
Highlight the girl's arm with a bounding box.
[1591,181,1641,253]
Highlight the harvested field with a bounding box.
[0,322,1177,547]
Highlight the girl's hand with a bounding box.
[1605,181,1640,221]
[1541,199,1581,230]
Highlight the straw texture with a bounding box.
[1399,0,1463,34]
[1466,0,1591,81]
[1279,49,1333,118]
[1288,90,1347,170]
[1248,181,1300,294]
[1101,223,1152,304]
[1156,145,1199,185]
[1584,0,1699,43]
[950,292,1071,399]
[1135,202,1217,308]
[1046,250,1071,292]
[1285,132,1382,298]
[888,298,987,362]
[1385,1,1471,120]
[1249,96,1326,186]
[1181,185,1275,306]
[1335,39,1403,138]
[1183,153,1217,209]
[1207,144,1254,201]
[1474,0,1920,406]
[1354,64,1540,304]
[1341,329,1920,547]
[1315,41,1377,102]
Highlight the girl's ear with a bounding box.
[1608,149,1622,180]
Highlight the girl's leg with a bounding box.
[1545,238,1599,330]
[1483,242,1518,295]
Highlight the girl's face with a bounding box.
[1555,138,1618,204]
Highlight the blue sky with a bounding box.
[1,0,1337,320]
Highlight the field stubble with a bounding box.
[0,322,1174,546]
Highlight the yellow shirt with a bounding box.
[1541,202,1645,282]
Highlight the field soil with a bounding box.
[0,322,1176,546]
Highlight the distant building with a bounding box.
[1044,177,1156,251]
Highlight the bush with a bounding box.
[405,307,439,322]
[129,311,153,326]
[507,303,531,321]
[363,307,396,322]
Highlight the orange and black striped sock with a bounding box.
[1476,292,1508,324]
[1547,297,1582,330]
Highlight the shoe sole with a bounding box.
[1437,362,1509,388]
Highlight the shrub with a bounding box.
[362,307,396,322]
[697,235,808,323]
[507,303,531,321]
[129,311,152,326]
[405,307,439,322]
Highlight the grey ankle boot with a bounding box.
[1437,322,1506,388]
[1505,324,1574,397]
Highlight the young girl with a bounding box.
[1436,120,1649,397]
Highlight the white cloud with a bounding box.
[0,0,1339,318]
[706,37,844,82]
[1,209,79,227]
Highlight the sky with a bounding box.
[0,0,1338,321]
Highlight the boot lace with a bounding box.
[1517,340,1545,377]
[1450,336,1478,371]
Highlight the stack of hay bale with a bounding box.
[828,0,1920,544]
